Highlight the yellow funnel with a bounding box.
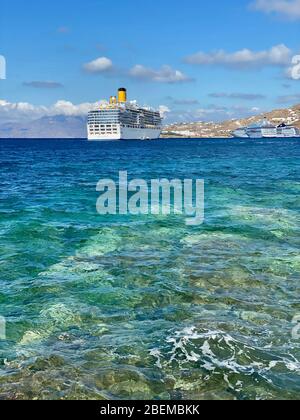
[118,88,127,103]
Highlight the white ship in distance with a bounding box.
[233,118,300,139]
[87,88,162,141]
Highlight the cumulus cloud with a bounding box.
[0,99,171,124]
[23,81,64,89]
[250,0,300,20]
[184,44,291,69]
[50,100,100,116]
[82,58,192,83]
[83,57,113,73]
[0,99,102,123]
[0,99,267,126]
[286,55,300,79]
[209,92,266,100]
[0,100,46,113]
[158,105,171,117]
[129,65,193,83]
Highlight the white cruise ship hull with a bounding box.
[88,126,161,141]
[233,131,300,139]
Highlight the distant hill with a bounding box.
[162,104,300,138]
[0,115,86,139]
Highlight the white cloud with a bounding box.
[51,100,100,116]
[0,99,102,123]
[3,98,259,124]
[129,65,193,83]
[83,57,113,73]
[0,99,171,123]
[185,44,291,69]
[0,99,47,116]
[286,55,300,79]
[158,105,171,117]
[250,0,300,20]
[82,58,192,83]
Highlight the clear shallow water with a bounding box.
[0,138,299,400]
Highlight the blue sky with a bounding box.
[1,0,300,122]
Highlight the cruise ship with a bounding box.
[232,118,300,139]
[87,88,162,141]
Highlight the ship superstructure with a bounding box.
[276,123,300,138]
[87,88,162,141]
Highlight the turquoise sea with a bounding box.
[0,138,299,400]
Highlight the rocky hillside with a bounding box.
[162,104,300,138]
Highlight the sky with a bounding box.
[0,0,300,123]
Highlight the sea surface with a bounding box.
[0,138,299,400]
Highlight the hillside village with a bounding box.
[162,104,300,138]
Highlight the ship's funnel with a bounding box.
[110,96,117,105]
[118,88,127,103]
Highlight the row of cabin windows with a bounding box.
[89,118,161,124]
[90,123,158,129]
[90,126,118,134]
[88,120,119,123]
[91,124,118,128]
[90,127,118,131]
[120,124,160,129]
